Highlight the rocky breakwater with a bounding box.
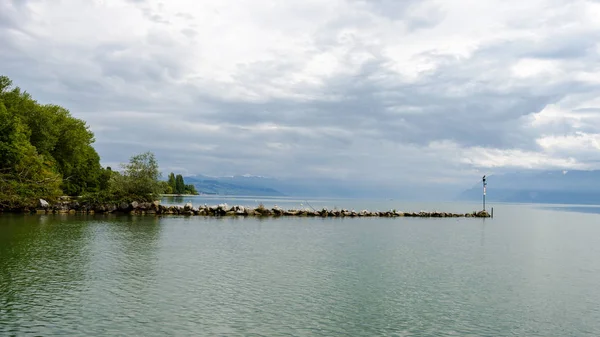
[22,199,492,218]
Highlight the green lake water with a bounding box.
[1,201,599,336]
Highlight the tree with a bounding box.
[160,181,173,194]
[0,75,104,196]
[98,167,112,191]
[167,172,176,193]
[0,102,62,208]
[113,152,161,201]
[184,184,199,195]
[175,174,185,195]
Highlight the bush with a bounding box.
[80,152,162,204]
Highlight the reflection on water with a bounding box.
[541,205,600,214]
[1,204,600,336]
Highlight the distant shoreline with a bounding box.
[160,194,202,197]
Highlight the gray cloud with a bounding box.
[2,0,600,193]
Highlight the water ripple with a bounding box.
[1,211,600,336]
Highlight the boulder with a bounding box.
[184,203,193,211]
[38,199,49,209]
[476,210,491,218]
[130,201,139,209]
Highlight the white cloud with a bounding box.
[537,133,600,153]
[2,0,600,191]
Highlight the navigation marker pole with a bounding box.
[482,175,487,212]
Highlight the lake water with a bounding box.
[1,200,600,336]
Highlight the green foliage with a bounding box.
[98,167,112,191]
[0,75,186,208]
[167,172,176,192]
[164,172,198,195]
[0,101,23,168]
[185,184,198,195]
[0,90,62,208]
[111,152,162,201]
[175,174,185,194]
[160,180,173,194]
[81,152,163,203]
[0,75,104,199]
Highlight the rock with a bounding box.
[476,210,491,218]
[130,201,139,209]
[119,202,129,211]
[184,203,193,211]
[38,199,49,209]
[152,201,160,210]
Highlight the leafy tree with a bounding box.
[175,174,185,194]
[0,75,104,196]
[98,167,112,191]
[0,101,62,208]
[109,152,162,201]
[0,102,23,169]
[160,180,173,194]
[184,184,198,195]
[167,172,176,192]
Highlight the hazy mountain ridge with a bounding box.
[458,170,600,204]
[180,174,457,200]
[183,175,286,196]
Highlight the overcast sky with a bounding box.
[2,0,600,189]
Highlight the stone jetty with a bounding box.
[15,199,492,218]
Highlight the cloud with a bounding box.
[2,0,600,193]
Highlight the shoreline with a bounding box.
[1,200,492,218]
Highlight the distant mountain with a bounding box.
[180,174,452,199]
[458,170,600,205]
[183,175,286,196]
